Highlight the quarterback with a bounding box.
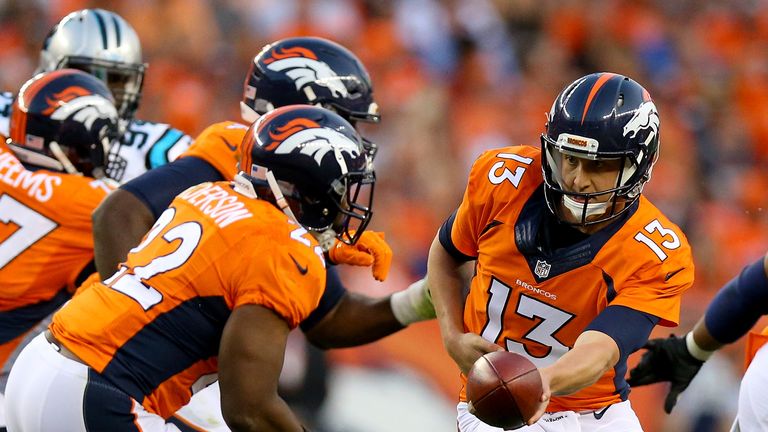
[429,72,694,431]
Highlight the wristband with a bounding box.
[685,331,715,361]
[390,278,436,326]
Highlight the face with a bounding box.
[556,153,628,226]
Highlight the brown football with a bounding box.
[466,351,543,430]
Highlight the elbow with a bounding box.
[221,399,265,431]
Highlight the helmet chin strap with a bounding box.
[48,141,81,175]
[265,169,298,222]
[562,195,610,220]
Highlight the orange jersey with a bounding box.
[50,181,326,418]
[448,146,694,411]
[180,121,248,181]
[0,144,113,310]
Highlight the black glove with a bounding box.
[627,334,705,414]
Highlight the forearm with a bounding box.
[427,236,467,343]
[699,254,768,347]
[691,316,724,352]
[541,331,618,396]
[304,291,403,349]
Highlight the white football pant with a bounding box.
[457,400,643,432]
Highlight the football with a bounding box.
[466,351,543,430]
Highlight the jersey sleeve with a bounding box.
[56,178,114,290]
[180,121,248,181]
[448,152,494,257]
[229,238,326,329]
[609,231,695,327]
[299,266,346,331]
[450,146,541,258]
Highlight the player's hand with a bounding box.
[528,368,553,426]
[444,332,503,375]
[327,231,392,281]
[627,334,704,413]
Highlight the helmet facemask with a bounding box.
[60,56,145,122]
[240,163,375,251]
[541,133,652,226]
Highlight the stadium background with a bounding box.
[2,0,766,430]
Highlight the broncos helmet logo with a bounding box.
[623,101,659,147]
[47,94,118,130]
[263,47,348,98]
[266,118,361,167]
[42,86,92,115]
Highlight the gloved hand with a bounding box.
[627,334,705,413]
[327,231,392,281]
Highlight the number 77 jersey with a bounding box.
[445,145,694,412]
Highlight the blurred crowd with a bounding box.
[3,0,768,431]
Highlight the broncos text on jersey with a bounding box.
[447,145,694,412]
[0,90,191,183]
[50,181,326,418]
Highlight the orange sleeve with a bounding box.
[60,178,114,291]
[229,238,325,329]
[450,150,498,257]
[451,146,541,257]
[610,235,695,327]
[180,121,249,181]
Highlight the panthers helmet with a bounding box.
[241,37,380,158]
[235,105,375,250]
[8,69,120,179]
[540,72,660,226]
[38,9,146,121]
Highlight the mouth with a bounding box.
[566,195,587,204]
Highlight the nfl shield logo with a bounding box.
[534,260,551,278]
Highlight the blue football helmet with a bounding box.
[236,105,375,250]
[541,72,660,226]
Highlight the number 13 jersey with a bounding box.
[443,146,694,412]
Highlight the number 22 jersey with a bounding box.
[50,181,326,418]
[442,146,694,411]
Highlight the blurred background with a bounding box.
[3,0,768,430]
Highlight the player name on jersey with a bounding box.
[177,183,253,228]
[0,148,61,202]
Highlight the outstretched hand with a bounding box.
[327,231,392,281]
[627,334,704,413]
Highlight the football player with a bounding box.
[92,36,434,430]
[93,36,434,347]
[5,105,374,431]
[628,254,768,430]
[428,73,695,431]
[0,8,191,184]
[0,68,120,419]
